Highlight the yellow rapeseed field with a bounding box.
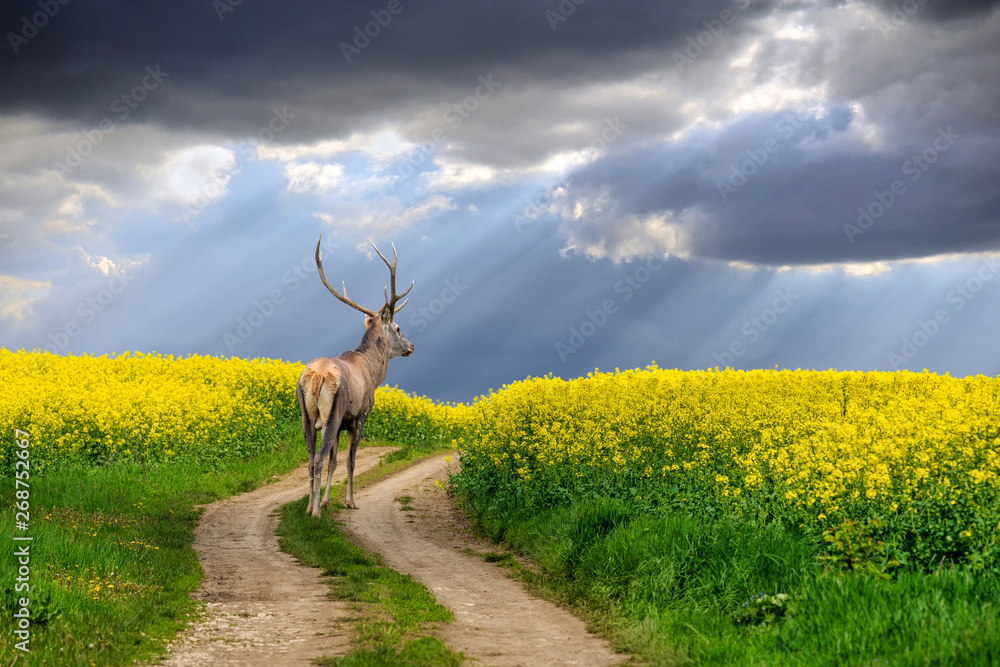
[0,350,462,470]
[0,350,303,468]
[5,350,997,568]
[457,365,1000,569]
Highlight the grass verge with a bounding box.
[276,440,464,667]
[461,495,1000,666]
[0,435,307,667]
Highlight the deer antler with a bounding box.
[315,236,379,317]
[370,240,413,317]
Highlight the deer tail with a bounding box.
[301,367,340,430]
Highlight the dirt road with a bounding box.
[156,447,393,667]
[158,448,627,666]
[340,453,627,667]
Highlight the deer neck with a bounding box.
[354,323,390,389]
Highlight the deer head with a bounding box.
[314,236,414,358]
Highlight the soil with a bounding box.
[155,448,629,667]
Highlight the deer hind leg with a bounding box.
[311,399,346,517]
[297,382,319,516]
[320,431,340,508]
[311,424,337,517]
[344,418,365,510]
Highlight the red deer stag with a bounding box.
[296,236,414,516]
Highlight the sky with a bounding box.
[1,0,999,403]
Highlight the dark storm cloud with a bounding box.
[4,0,1000,401]
[862,0,1000,21]
[0,0,774,138]
[555,109,1000,265]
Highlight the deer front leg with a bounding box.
[344,420,364,509]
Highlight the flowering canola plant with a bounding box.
[455,365,1000,570]
[0,350,305,469]
[6,350,997,569]
[0,350,464,471]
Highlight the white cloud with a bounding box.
[38,182,118,236]
[162,145,237,204]
[74,247,123,276]
[842,261,892,277]
[556,188,696,263]
[425,159,500,190]
[257,129,414,164]
[0,275,49,320]
[285,161,346,194]
[315,194,455,240]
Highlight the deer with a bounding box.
[296,236,414,517]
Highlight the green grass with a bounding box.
[460,493,1000,666]
[0,425,458,667]
[0,434,308,667]
[276,440,464,667]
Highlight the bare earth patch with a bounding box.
[156,448,629,666]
